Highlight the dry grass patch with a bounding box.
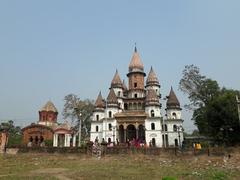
[0,152,240,179]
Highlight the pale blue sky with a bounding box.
[0,1,240,132]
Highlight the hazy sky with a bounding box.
[0,1,240,132]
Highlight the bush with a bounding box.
[7,134,22,147]
[44,140,53,147]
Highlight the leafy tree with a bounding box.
[179,65,220,109]
[205,89,240,144]
[179,65,240,145]
[62,94,94,144]
[0,120,22,147]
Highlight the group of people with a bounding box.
[126,138,146,148]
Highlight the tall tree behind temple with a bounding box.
[62,94,94,140]
[179,65,240,144]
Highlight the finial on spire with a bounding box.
[134,42,137,52]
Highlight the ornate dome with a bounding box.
[107,88,118,105]
[111,70,123,88]
[129,47,144,73]
[95,91,105,108]
[146,66,160,86]
[166,87,181,109]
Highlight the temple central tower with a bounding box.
[127,47,146,99]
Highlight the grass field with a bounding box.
[0,152,240,180]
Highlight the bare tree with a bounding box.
[62,94,94,146]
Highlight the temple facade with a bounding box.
[90,47,184,147]
[22,101,77,147]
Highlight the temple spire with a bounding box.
[95,91,105,108]
[134,43,137,52]
[146,66,160,86]
[128,45,144,73]
[166,87,181,109]
[111,69,123,89]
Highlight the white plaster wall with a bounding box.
[90,122,103,142]
[113,87,123,98]
[92,112,105,121]
[167,132,184,147]
[145,118,162,131]
[145,106,161,117]
[102,119,117,142]
[117,98,124,110]
[105,107,119,118]
[165,119,184,147]
[145,118,162,147]
[166,109,181,119]
[145,131,162,147]
[90,132,103,142]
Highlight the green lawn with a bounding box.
[0,153,240,180]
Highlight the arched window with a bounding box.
[138,103,142,110]
[134,83,137,88]
[151,110,155,117]
[108,123,112,131]
[129,103,132,110]
[118,91,121,97]
[96,126,99,132]
[108,111,112,118]
[96,114,99,121]
[134,93,138,98]
[124,103,128,110]
[165,124,168,131]
[172,112,177,119]
[133,103,137,110]
[151,123,155,130]
[173,125,177,132]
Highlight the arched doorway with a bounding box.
[175,139,179,147]
[138,125,145,143]
[119,125,124,143]
[127,124,136,141]
[152,138,156,147]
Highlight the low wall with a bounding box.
[9,146,236,157]
[17,147,88,154]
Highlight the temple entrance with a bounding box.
[127,124,136,141]
[119,125,124,143]
[58,134,65,147]
[138,125,145,142]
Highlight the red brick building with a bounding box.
[22,101,76,147]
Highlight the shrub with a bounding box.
[44,140,53,147]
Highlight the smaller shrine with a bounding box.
[22,101,77,147]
